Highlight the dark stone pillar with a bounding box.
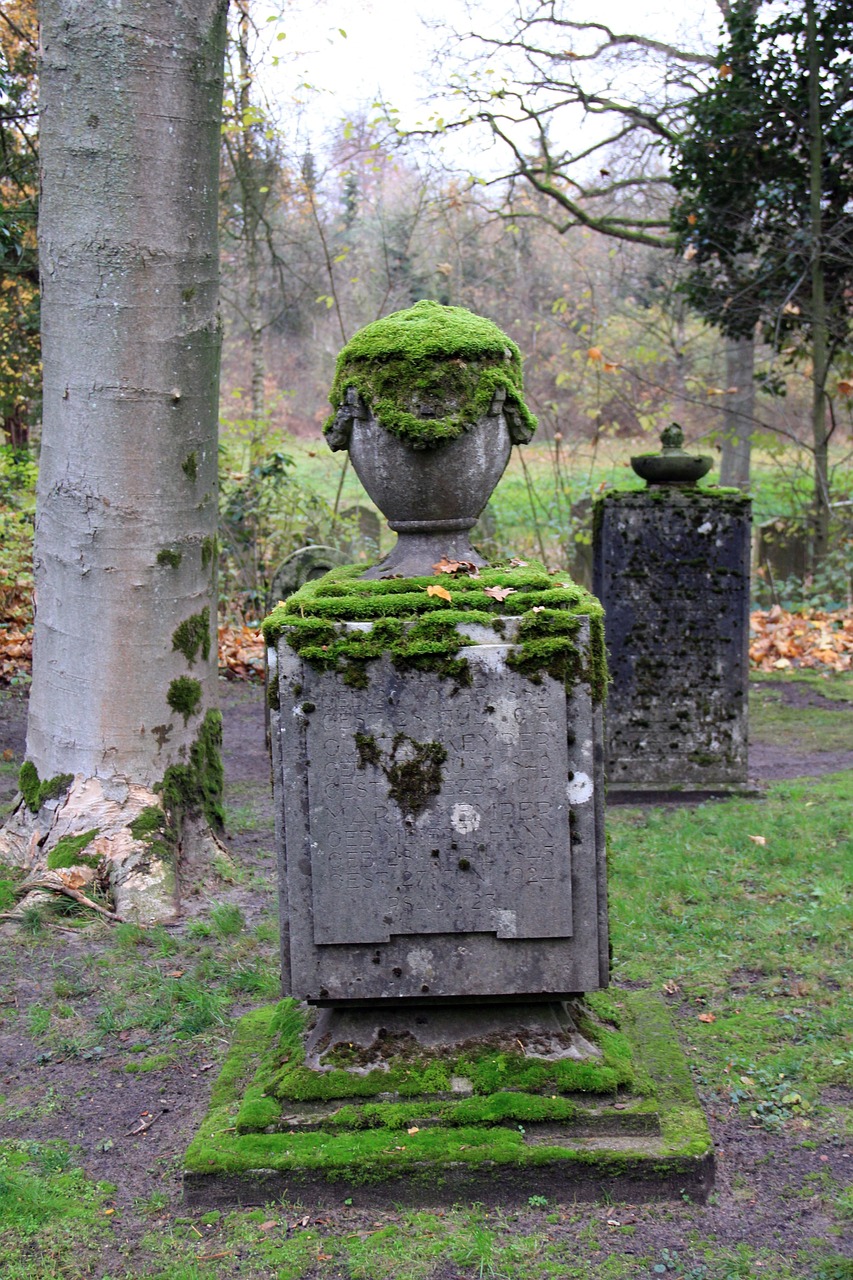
[593,488,752,798]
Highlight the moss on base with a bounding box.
[183,992,713,1201]
[262,562,606,703]
[250,997,638,1108]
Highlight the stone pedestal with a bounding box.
[593,488,752,798]
[181,312,714,1205]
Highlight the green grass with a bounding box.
[749,673,853,752]
[608,773,852,1103]
[0,1141,115,1280]
[280,436,853,572]
[751,670,853,702]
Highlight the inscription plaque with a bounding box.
[305,651,573,944]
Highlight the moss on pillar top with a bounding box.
[324,300,537,451]
[594,485,751,505]
[263,562,606,703]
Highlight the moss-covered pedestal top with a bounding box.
[322,301,537,578]
[262,561,606,705]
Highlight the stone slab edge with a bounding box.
[607,784,764,807]
[182,991,714,1208]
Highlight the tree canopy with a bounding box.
[671,0,853,353]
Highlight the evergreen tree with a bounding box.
[671,0,853,557]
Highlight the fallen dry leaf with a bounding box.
[407,1125,420,1135]
[433,557,478,577]
[426,584,452,603]
[260,1220,277,1231]
[748,835,767,846]
[698,1012,717,1024]
[484,585,516,603]
[58,869,89,890]
[587,346,603,362]
[509,558,528,568]
[662,979,680,995]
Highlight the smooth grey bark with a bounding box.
[806,0,830,566]
[719,334,754,489]
[0,0,229,921]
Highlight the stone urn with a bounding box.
[324,300,537,577]
[630,423,713,487]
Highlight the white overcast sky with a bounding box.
[260,0,726,152]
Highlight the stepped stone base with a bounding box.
[183,990,714,1208]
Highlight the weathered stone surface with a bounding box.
[273,621,607,1002]
[593,488,751,790]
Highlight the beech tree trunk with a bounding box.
[719,334,754,490]
[806,0,830,567]
[0,0,229,922]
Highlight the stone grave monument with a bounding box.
[184,305,713,1206]
[593,424,752,801]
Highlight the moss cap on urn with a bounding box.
[324,299,537,451]
[323,301,537,578]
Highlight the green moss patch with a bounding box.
[172,608,211,666]
[325,300,537,450]
[158,709,224,833]
[156,547,182,568]
[201,535,216,569]
[357,733,447,818]
[167,676,202,723]
[18,762,74,814]
[262,562,606,702]
[129,803,177,867]
[45,830,100,871]
[183,991,713,1203]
